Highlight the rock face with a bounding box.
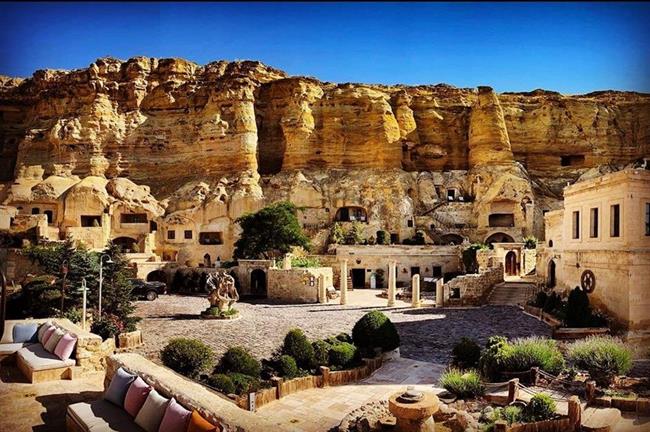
[1,56,648,255]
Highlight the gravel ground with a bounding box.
[133,293,553,365]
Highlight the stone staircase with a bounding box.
[487,281,536,305]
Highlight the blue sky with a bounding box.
[1,2,649,93]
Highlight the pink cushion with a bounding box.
[158,398,191,432]
[124,377,152,417]
[53,332,77,361]
[41,326,56,346]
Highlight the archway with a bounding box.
[203,253,212,268]
[505,251,518,276]
[335,206,368,222]
[147,270,167,285]
[250,269,267,297]
[485,232,515,247]
[113,236,138,253]
[439,233,465,245]
[547,260,556,288]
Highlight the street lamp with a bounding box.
[81,278,87,330]
[98,254,114,316]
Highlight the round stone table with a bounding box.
[388,390,439,432]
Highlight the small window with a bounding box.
[80,215,102,227]
[572,211,580,239]
[548,240,553,247]
[31,208,40,215]
[407,219,413,228]
[447,189,456,200]
[199,232,223,245]
[184,230,193,240]
[646,203,650,236]
[610,204,620,237]
[489,213,515,228]
[589,208,599,238]
[167,230,176,240]
[121,213,148,224]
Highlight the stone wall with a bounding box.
[267,267,333,303]
[444,265,504,306]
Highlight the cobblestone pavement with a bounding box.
[134,291,552,364]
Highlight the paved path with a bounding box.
[256,357,446,432]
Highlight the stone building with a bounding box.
[537,168,650,345]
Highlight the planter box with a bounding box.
[499,417,571,432]
[552,327,609,340]
[118,330,143,349]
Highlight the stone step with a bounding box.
[581,407,622,432]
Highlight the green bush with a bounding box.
[352,311,400,355]
[494,406,523,425]
[479,336,511,381]
[91,314,124,340]
[312,340,331,366]
[566,287,592,327]
[161,338,215,378]
[376,230,389,245]
[206,373,235,395]
[567,336,632,386]
[328,342,358,369]
[543,291,563,314]
[438,368,484,399]
[277,355,299,378]
[504,337,565,375]
[452,337,481,368]
[282,328,316,369]
[523,394,556,422]
[219,347,261,378]
[228,372,261,395]
[523,236,537,249]
[291,256,321,268]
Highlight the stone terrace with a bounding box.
[133,291,552,364]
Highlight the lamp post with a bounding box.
[81,278,87,330]
[98,254,114,316]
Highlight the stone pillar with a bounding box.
[507,379,519,404]
[411,274,421,308]
[320,366,330,387]
[387,261,397,307]
[568,395,581,431]
[435,278,444,308]
[340,259,348,305]
[317,274,327,304]
[283,254,292,270]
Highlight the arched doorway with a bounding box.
[547,260,556,288]
[203,254,212,267]
[485,232,515,247]
[505,251,518,276]
[147,270,167,285]
[250,269,267,297]
[113,236,138,253]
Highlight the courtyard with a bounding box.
[132,290,552,365]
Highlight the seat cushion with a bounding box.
[12,323,39,343]
[17,343,75,371]
[158,398,191,432]
[0,342,35,356]
[187,410,219,432]
[104,367,137,407]
[134,389,169,432]
[67,400,146,432]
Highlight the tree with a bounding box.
[98,241,138,328]
[330,222,346,245]
[233,202,310,259]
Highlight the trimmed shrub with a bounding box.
[567,336,632,386]
[228,372,261,395]
[479,336,511,381]
[277,355,299,379]
[282,328,316,370]
[335,332,353,343]
[219,347,261,378]
[312,340,331,367]
[206,373,235,395]
[523,393,556,422]
[452,337,481,368]
[161,338,215,378]
[438,368,484,399]
[352,311,400,355]
[328,342,358,369]
[566,287,591,327]
[496,406,523,425]
[504,337,565,375]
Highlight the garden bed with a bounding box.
[523,305,609,340]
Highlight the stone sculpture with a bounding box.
[205,272,239,314]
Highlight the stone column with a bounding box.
[387,261,397,307]
[340,259,348,305]
[283,253,292,270]
[435,278,444,308]
[411,274,421,308]
[318,274,327,304]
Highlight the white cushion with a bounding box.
[17,343,75,371]
[0,342,35,356]
[67,400,146,432]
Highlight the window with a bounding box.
[548,240,553,247]
[120,213,148,224]
[489,213,515,228]
[390,233,399,244]
[184,230,193,240]
[80,215,101,227]
[610,204,620,237]
[407,219,413,228]
[589,208,599,238]
[167,230,176,240]
[572,211,580,239]
[646,203,650,236]
[199,232,223,245]
[31,208,40,215]
[447,189,456,200]
[44,210,53,224]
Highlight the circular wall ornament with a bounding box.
[581,270,596,293]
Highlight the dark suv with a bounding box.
[130,279,166,301]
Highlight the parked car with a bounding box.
[130,279,166,301]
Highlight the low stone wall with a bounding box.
[444,265,504,306]
[106,353,291,432]
[267,266,333,303]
